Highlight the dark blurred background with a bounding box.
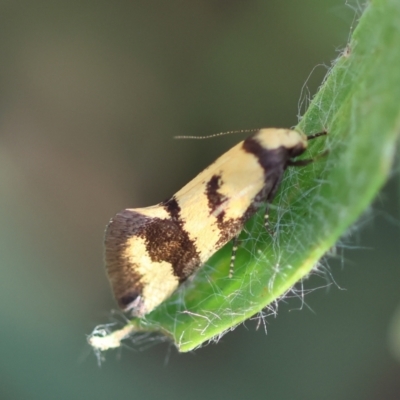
[1,1,400,399]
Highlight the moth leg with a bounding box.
[287,158,314,167]
[287,149,329,167]
[264,203,275,236]
[229,234,240,278]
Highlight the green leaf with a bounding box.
[90,0,400,353]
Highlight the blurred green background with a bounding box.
[1,1,400,399]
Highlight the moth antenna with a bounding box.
[307,130,327,141]
[174,128,260,140]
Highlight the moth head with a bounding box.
[254,128,308,155]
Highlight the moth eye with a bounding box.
[288,143,306,158]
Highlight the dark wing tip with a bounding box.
[104,209,149,315]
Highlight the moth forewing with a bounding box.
[105,128,319,317]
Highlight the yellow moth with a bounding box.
[105,128,325,317]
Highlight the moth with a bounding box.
[105,128,325,317]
